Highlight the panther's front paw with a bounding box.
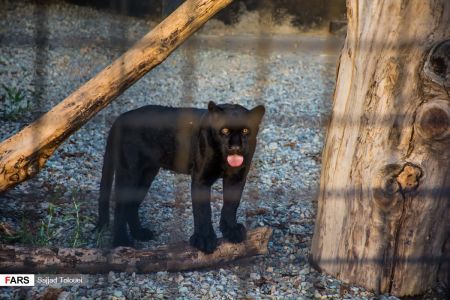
[113,235,135,248]
[189,230,217,254]
[220,222,247,243]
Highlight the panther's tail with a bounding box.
[97,125,117,229]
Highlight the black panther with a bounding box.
[97,101,265,253]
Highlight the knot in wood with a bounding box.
[9,174,19,182]
[383,177,400,195]
[429,40,449,81]
[396,164,422,194]
[424,39,450,88]
[27,161,39,177]
[373,163,422,209]
[373,164,403,209]
[416,99,450,140]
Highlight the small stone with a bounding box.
[250,273,260,280]
[269,142,278,150]
[299,268,310,275]
[175,274,184,283]
[113,290,123,298]
[266,266,274,273]
[179,287,188,293]
[108,271,115,283]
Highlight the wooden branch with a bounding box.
[0,227,272,274]
[0,0,234,193]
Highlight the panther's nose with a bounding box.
[228,145,241,152]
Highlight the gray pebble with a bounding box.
[113,290,123,298]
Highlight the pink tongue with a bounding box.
[227,155,244,167]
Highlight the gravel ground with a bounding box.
[0,1,446,299]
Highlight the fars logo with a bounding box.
[0,274,35,286]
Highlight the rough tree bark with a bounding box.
[311,0,449,297]
[0,227,272,273]
[0,0,234,193]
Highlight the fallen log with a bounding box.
[0,227,272,273]
[0,0,234,193]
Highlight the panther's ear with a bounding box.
[208,101,223,114]
[249,105,265,124]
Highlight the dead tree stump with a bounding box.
[310,1,449,296]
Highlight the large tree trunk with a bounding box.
[311,0,449,297]
[0,227,271,273]
[0,0,233,193]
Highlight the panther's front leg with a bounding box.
[189,180,217,254]
[220,176,247,243]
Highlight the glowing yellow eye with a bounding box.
[221,128,230,135]
[242,128,249,135]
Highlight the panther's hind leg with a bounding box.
[113,202,133,247]
[113,167,140,247]
[127,166,159,241]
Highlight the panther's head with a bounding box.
[207,101,265,169]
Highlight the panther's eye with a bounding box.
[242,128,249,135]
[221,128,230,135]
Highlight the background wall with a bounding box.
[64,0,346,28]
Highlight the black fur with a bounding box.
[98,101,265,253]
